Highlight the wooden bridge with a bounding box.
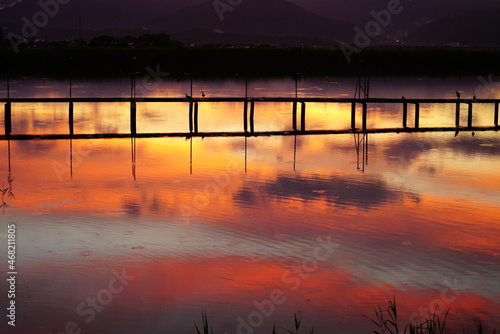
[1,97,499,140]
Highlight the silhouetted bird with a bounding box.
[185,93,191,99]
[473,95,477,101]
[472,132,475,136]
[402,96,406,100]
[456,91,461,99]
[201,91,206,97]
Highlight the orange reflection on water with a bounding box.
[14,252,498,333]
[6,97,499,137]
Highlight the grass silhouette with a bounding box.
[195,297,497,334]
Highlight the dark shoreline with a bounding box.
[1,45,500,79]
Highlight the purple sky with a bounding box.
[1,0,499,34]
[2,0,498,22]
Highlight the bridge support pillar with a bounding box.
[495,102,499,127]
[69,101,74,136]
[249,100,255,133]
[402,101,408,128]
[193,102,199,133]
[292,101,297,131]
[4,102,11,136]
[467,102,473,128]
[244,100,248,132]
[351,102,356,130]
[362,102,367,131]
[189,101,193,133]
[130,100,137,136]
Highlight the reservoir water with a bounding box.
[0,75,499,334]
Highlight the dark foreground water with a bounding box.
[0,76,499,334]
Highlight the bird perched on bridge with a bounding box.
[456,91,461,99]
[185,93,191,99]
[402,96,406,100]
[201,91,206,97]
[473,95,477,101]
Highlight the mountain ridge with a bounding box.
[143,0,355,44]
[406,7,500,46]
[1,0,500,47]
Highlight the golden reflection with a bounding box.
[2,116,500,333]
[4,134,498,237]
[1,78,499,333]
[4,98,500,137]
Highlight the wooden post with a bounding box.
[193,102,199,133]
[362,102,367,131]
[402,101,408,128]
[455,102,460,127]
[243,100,248,132]
[130,100,137,136]
[250,100,255,133]
[351,102,356,129]
[467,102,473,128]
[189,101,193,133]
[495,102,499,126]
[414,103,420,129]
[69,101,74,136]
[292,101,297,131]
[300,102,306,132]
[4,102,12,136]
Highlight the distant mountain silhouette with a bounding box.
[291,0,500,34]
[405,7,500,46]
[172,28,341,47]
[2,0,499,47]
[0,0,202,29]
[0,0,353,45]
[144,0,355,45]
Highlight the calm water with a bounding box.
[0,76,499,334]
